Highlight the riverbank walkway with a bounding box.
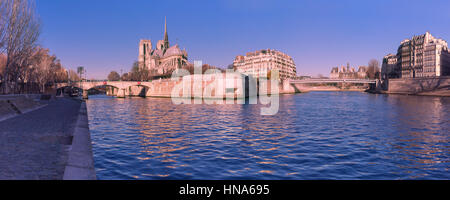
[0,97,82,179]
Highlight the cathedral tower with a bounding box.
[163,16,170,50]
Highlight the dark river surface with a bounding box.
[86,92,449,180]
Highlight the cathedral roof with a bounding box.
[152,49,164,58]
[164,45,184,57]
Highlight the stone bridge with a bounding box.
[56,80,174,99]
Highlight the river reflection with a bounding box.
[86,92,449,180]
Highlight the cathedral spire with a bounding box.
[164,16,169,49]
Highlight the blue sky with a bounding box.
[36,0,450,79]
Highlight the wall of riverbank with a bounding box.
[281,80,370,94]
[289,85,367,93]
[139,75,293,98]
[0,95,47,122]
[121,73,250,98]
[386,76,450,96]
[63,101,96,180]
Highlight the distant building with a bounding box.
[330,67,340,79]
[330,63,367,79]
[357,66,368,79]
[394,32,450,78]
[233,49,297,80]
[138,18,189,75]
[381,54,399,79]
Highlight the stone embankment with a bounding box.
[382,76,450,97]
[0,95,47,122]
[63,101,96,180]
[281,80,369,94]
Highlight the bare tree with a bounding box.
[1,0,40,94]
[68,69,80,82]
[128,61,151,81]
[33,48,53,92]
[367,59,381,79]
[0,1,10,51]
[107,71,120,81]
[0,54,6,78]
[22,47,66,93]
[121,72,129,81]
[53,61,67,83]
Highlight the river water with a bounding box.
[86,92,449,180]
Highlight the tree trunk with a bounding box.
[2,57,10,94]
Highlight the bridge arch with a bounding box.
[81,81,155,98]
[55,85,83,96]
[126,84,151,97]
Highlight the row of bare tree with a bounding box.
[0,0,75,94]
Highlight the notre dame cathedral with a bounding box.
[138,17,189,75]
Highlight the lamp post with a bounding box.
[66,70,70,84]
[77,66,84,82]
[77,66,85,97]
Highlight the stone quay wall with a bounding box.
[63,101,96,180]
[0,95,47,122]
[144,75,289,98]
[125,73,249,99]
[387,76,450,96]
[281,80,370,93]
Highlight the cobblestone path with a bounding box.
[0,98,81,180]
